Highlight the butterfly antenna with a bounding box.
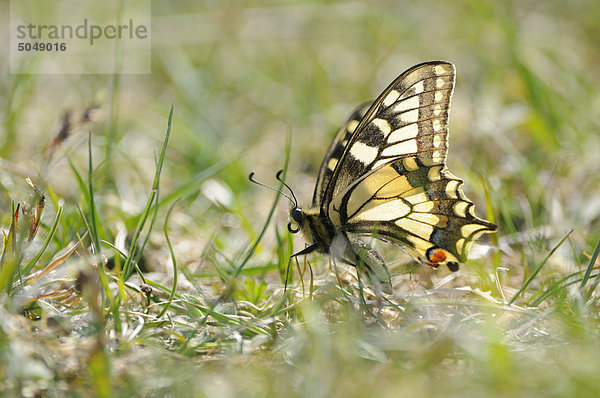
[275,170,298,208]
[248,172,297,207]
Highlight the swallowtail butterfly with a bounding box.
[286,61,496,294]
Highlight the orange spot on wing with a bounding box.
[427,248,447,264]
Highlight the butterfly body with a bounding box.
[288,61,496,294]
[290,206,393,294]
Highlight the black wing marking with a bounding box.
[323,61,456,214]
[312,102,371,208]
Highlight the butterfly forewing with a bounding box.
[323,61,455,212]
[312,102,371,208]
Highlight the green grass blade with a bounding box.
[122,104,174,280]
[231,126,292,280]
[0,203,22,292]
[133,152,161,267]
[509,229,573,305]
[530,270,599,307]
[87,131,101,254]
[156,199,180,319]
[100,240,146,286]
[20,206,63,277]
[579,236,600,289]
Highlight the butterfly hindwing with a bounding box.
[323,61,455,211]
[330,156,496,268]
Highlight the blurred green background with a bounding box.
[1,0,600,396]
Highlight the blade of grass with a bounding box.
[88,131,101,254]
[0,203,22,292]
[231,126,292,280]
[22,230,85,285]
[156,199,180,319]
[68,156,90,205]
[44,185,65,245]
[20,206,63,277]
[0,202,19,266]
[578,236,600,289]
[275,225,294,285]
[581,237,600,301]
[85,134,120,329]
[530,270,599,307]
[133,151,162,267]
[122,104,173,280]
[508,229,573,305]
[100,240,146,285]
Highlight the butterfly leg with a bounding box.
[286,243,319,293]
[331,253,382,319]
[331,234,393,295]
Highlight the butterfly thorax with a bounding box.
[292,207,336,253]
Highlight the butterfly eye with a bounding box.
[291,208,303,223]
[287,222,300,234]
